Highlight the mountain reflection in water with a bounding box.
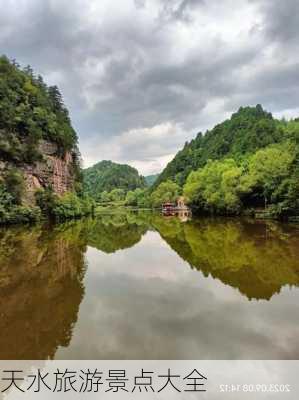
[0,211,298,360]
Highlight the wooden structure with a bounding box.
[162,202,176,215]
[162,197,191,218]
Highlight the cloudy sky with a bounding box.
[1,0,299,174]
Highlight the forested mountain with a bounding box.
[154,105,283,188]
[145,174,159,186]
[0,55,92,224]
[0,55,78,163]
[83,160,146,201]
[149,105,299,217]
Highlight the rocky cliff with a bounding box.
[23,140,77,203]
[0,139,77,204]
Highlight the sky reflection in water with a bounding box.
[0,211,298,360]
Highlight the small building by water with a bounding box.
[162,197,191,219]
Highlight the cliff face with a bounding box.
[0,139,77,204]
[0,56,80,208]
[23,140,76,203]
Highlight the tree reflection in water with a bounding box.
[150,215,299,300]
[0,211,298,359]
[0,223,86,359]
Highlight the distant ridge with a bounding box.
[83,160,146,199]
[145,174,159,186]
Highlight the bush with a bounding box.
[184,159,243,214]
[0,204,41,224]
[0,180,41,224]
[151,180,181,208]
[9,206,41,223]
[35,187,57,217]
[3,168,24,204]
[35,188,95,221]
[125,188,151,208]
[51,192,94,221]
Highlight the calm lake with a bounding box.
[0,211,298,360]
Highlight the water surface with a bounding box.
[0,211,298,359]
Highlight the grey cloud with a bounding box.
[134,0,147,9]
[84,41,260,142]
[0,0,298,172]
[223,52,299,114]
[254,0,299,45]
[158,0,205,22]
[0,1,100,109]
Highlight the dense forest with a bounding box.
[154,105,285,188]
[83,160,146,202]
[0,55,93,224]
[0,55,78,162]
[145,174,159,186]
[125,106,299,218]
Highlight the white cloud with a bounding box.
[81,122,189,174]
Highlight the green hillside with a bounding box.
[0,55,93,224]
[154,105,283,188]
[145,174,159,186]
[149,105,299,217]
[83,160,146,201]
[0,55,78,163]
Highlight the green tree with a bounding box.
[125,188,150,207]
[151,180,180,208]
[83,160,146,200]
[0,55,78,160]
[100,190,111,203]
[154,105,281,189]
[35,187,57,217]
[184,159,243,213]
[110,188,126,202]
[241,142,296,209]
[125,190,137,206]
[4,169,24,205]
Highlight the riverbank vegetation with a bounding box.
[149,106,299,219]
[0,170,94,224]
[35,189,95,222]
[184,140,298,217]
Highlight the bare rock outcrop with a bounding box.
[1,139,77,204]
